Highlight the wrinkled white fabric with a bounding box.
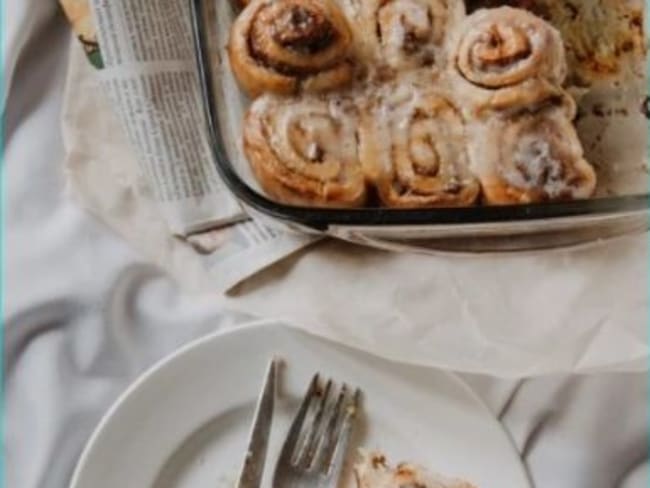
[5,2,648,488]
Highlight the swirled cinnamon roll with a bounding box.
[469,103,597,204]
[352,0,466,75]
[465,0,646,87]
[448,7,568,116]
[359,82,480,207]
[243,94,367,207]
[228,0,354,97]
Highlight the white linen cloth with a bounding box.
[5,2,648,488]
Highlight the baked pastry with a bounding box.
[447,7,568,117]
[464,0,646,87]
[359,80,480,207]
[60,0,95,41]
[446,6,596,203]
[228,0,355,97]
[230,1,598,208]
[351,0,466,75]
[243,94,367,207]
[468,98,597,204]
[355,451,477,488]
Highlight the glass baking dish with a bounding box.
[189,0,650,252]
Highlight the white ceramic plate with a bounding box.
[70,322,531,488]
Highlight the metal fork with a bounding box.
[273,375,361,488]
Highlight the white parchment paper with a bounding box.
[63,41,649,378]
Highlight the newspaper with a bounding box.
[60,0,317,291]
[88,0,246,235]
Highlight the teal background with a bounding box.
[1,0,6,484]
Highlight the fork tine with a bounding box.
[277,374,320,466]
[311,384,348,472]
[322,388,361,479]
[295,378,333,468]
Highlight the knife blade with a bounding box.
[236,358,278,488]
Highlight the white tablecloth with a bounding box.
[6,2,648,487]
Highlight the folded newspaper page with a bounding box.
[60,0,317,291]
[72,0,244,235]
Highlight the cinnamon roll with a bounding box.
[353,0,466,75]
[464,0,646,87]
[228,0,354,97]
[359,82,480,207]
[243,94,367,207]
[448,7,568,116]
[356,451,477,488]
[469,103,597,204]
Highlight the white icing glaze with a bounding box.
[358,0,466,74]
[506,137,570,196]
[262,96,360,182]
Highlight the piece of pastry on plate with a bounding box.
[447,6,568,117]
[228,0,355,97]
[243,94,367,207]
[355,451,478,488]
[346,0,466,77]
[468,96,597,204]
[358,79,480,208]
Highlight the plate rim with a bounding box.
[69,319,275,488]
[69,320,533,488]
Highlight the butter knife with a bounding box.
[236,359,278,488]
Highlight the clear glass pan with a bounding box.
[190,0,650,252]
